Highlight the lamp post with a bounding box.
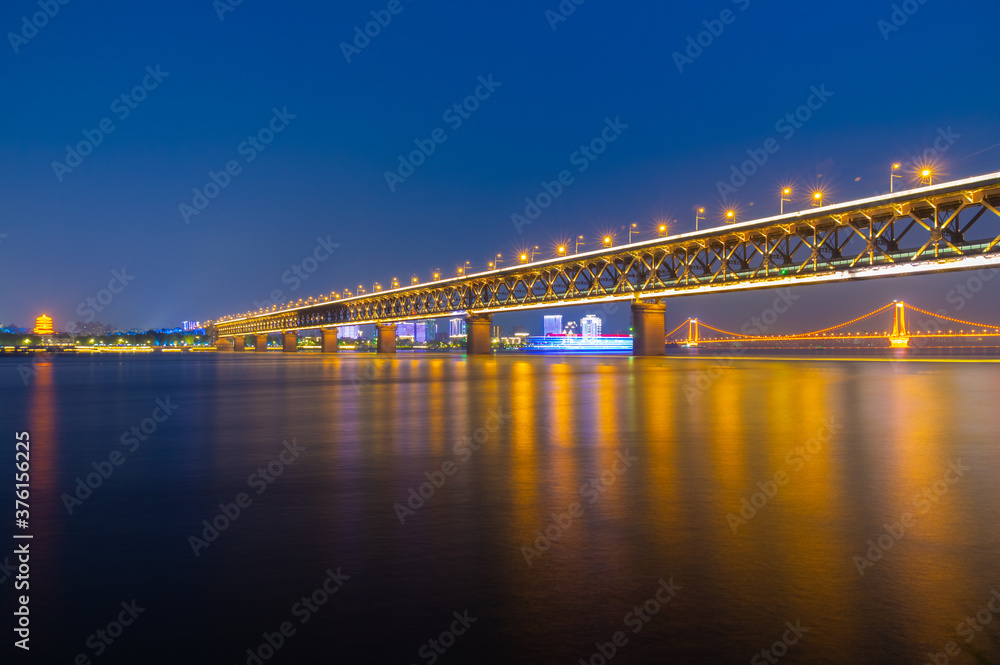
[557,245,567,257]
[725,210,735,224]
[780,187,792,214]
[920,167,933,186]
[658,223,667,237]
[603,235,612,248]
[891,163,902,192]
[696,208,705,230]
[629,222,638,243]
[575,235,585,253]
[811,191,823,207]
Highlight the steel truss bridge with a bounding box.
[668,301,1000,349]
[212,171,1000,355]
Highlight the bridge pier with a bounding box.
[216,338,234,353]
[282,331,298,353]
[376,324,396,354]
[233,336,246,352]
[255,333,269,352]
[632,300,667,356]
[321,328,339,353]
[465,314,493,355]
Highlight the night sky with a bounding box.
[3,0,999,334]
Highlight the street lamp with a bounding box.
[575,235,585,252]
[519,252,529,263]
[411,275,419,285]
[495,253,503,268]
[696,208,705,230]
[603,235,613,248]
[657,222,668,237]
[920,167,933,186]
[780,187,792,214]
[629,222,639,243]
[811,191,823,207]
[891,163,902,192]
[432,272,440,280]
[725,210,736,224]
[531,245,539,261]
[557,245,567,257]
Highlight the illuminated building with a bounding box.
[543,315,562,336]
[415,321,430,343]
[34,314,54,335]
[449,318,466,338]
[339,325,361,339]
[396,322,415,339]
[581,315,602,338]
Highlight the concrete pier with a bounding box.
[282,331,298,353]
[465,314,493,355]
[255,333,269,353]
[233,336,246,352]
[631,300,667,356]
[322,328,339,353]
[216,338,234,353]
[376,324,396,354]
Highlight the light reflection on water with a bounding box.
[3,353,999,664]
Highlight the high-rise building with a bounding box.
[396,322,415,339]
[34,314,54,335]
[339,325,361,339]
[581,315,602,338]
[449,318,466,338]
[181,321,202,332]
[415,321,429,343]
[543,315,563,336]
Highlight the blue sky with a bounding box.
[2,0,999,334]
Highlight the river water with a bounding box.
[3,353,999,664]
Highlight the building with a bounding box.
[581,315,602,338]
[492,325,503,339]
[543,315,563,336]
[396,322,415,339]
[181,320,202,332]
[339,325,361,339]
[449,318,466,338]
[415,321,431,343]
[34,314,54,335]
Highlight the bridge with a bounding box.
[667,301,1000,349]
[211,171,1000,355]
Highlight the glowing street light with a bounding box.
[557,245,567,257]
[920,167,933,186]
[657,222,668,237]
[495,253,503,268]
[891,163,902,192]
[519,252,529,263]
[780,187,792,214]
[411,275,419,285]
[575,235,585,252]
[432,272,440,280]
[696,208,705,230]
[725,210,736,224]
[603,235,613,248]
[628,222,639,243]
[811,191,823,207]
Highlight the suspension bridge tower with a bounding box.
[890,301,909,348]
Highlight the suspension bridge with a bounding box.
[666,301,1000,349]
